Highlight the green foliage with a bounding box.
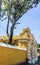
[37,48,40,53]
[37,44,40,53]
[38,44,40,47]
[0,0,39,20]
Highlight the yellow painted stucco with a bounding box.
[0,46,27,65]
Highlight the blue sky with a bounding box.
[0,3,40,44]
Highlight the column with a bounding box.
[27,41,32,63]
[31,43,35,64]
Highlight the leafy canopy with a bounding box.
[0,0,39,22]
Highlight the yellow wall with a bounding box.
[0,46,27,65]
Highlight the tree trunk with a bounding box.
[8,24,13,45]
[8,19,16,45]
[6,16,9,37]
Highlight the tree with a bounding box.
[37,44,40,53]
[0,0,39,45]
[38,44,40,47]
